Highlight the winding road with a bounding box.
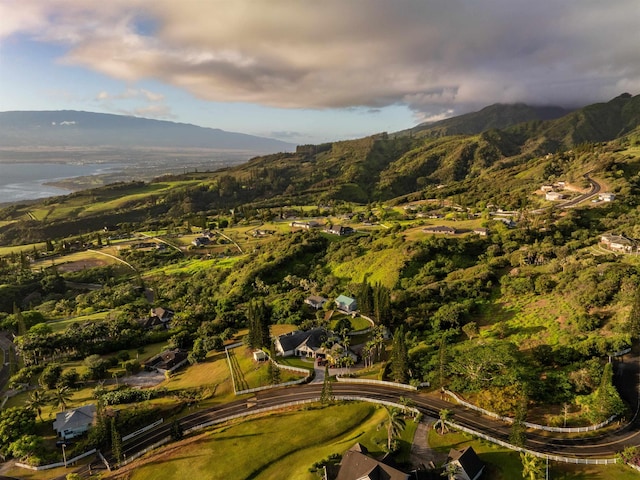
[66,351,638,479]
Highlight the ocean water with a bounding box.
[0,162,122,204]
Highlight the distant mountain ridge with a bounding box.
[404,103,571,137]
[0,110,295,153]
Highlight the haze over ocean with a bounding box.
[0,162,121,204]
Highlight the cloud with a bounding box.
[94,87,172,118]
[3,0,640,118]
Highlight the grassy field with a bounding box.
[112,402,399,480]
[46,310,116,333]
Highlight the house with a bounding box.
[598,192,616,202]
[274,328,355,365]
[290,220,323,229]
[53,404,96,440]
[335,295,357,313]
[600,234,635,253]
[444,446,484,480]
[144,349,189,373]
[192,236,211,247]
[275,328,328,357]
[329,443,410,480]
[545,191,565,201]
[305,295,327,310]
[473,228,489,236]
[540,185,554,192]
[423,225,457,235]
[150,307,174,324]
[327,225,355,236]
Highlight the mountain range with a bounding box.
[0,110,295,153]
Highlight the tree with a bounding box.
[390,325,409,383]
[0,407,36,456]
[627,288,640,339]
[25,389,49,422]
[437,409,452,435]
[54,385,72,412]
[170,418,184,441]
[320,365,333,404]
[379,407,406,452]
[111,418,123,463]
[520,451,544,480]
[8,434,43,461]
[39,364,62,390]
[510,393,528,448]
[462,321,479,340]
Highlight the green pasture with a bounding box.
[0,242,47,256]
[330,313,372,332]
[329,238,405,288]
[122,402,400,480]
[229,345,308,391]
[46,310,115,333]
[476,292,577,348]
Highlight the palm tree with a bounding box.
[25,389,49,422]
[520,452,545,480]
[54,385,72,412]
[379,407,406,452]
[437,408,452,435]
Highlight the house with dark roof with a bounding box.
[274,328,355,365]
[600,233,635,253]
[444,446,484,480]
[329,443,410,480]
[144,349,189,373]
[327,225,355,236]
[275,328,328,357]
[335,295,357,313]
[53,404,96,440]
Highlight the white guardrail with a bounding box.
[335,376,419,390]
[443,389,617,433]
[446,420,617,465]
[122,419,164,442]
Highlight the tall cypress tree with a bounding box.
[390,325,409,383]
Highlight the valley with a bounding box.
[2,95,640,479]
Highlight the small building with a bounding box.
[423,225,457,235]
[473,227,489,236]
[144,349,189,373]
[330,443,409,480]
[304,295,327,310]
[598,192,616,202]
[253,350,268,362]
[540,185,554,192]
[444,446,484,480]
[335,295,357,313]
[545,191,565,201]
[53,404,96,440]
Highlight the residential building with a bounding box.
[335,295,357,313]
[444,446,484,480]
[53,404,96,440]
[304,295,328,310]
[329,443,410,480]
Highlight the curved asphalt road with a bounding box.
[85,355,639,472]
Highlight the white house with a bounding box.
[304,295,327,310]
[599,192,616,202]
[545,191,565,201]
[53,404,97,440]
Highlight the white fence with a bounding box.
[443,389,617,433]
[16,448,97,471]
[226,343,313,396]
[445,420,617,465]
[336,376,418,391]
[122,418,164,442]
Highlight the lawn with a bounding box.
[46,310,116,333]
[113,402,394,480]
[428,428,638,480]
[229,345,308,392]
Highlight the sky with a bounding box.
[1,1,639,145]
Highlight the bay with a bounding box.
[0,162,123,204]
